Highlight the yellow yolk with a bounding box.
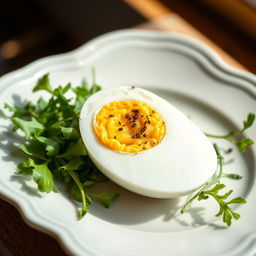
[94,100,166,153]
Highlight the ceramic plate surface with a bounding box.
[0,29,255,256]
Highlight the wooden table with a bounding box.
[0,1,249,255]
[125,0,247,71]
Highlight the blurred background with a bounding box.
[0,0,255,75]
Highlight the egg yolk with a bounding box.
[94,100,166,153]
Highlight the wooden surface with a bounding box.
[126,0,247,71]
[0,1,251,256]
[156,0,256,73]
[0,199,67,256]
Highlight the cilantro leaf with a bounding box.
[189,182,246,227]
[35,135,60,156]
[57,139,87,160]
[59,157,84,172]
[31,160,54,193]
[222,173,242,180]
[200,183,246,227]
[90,84,101,94]
[205,113,255,152]
[181,144,247,226]
[17,158,54,193]
[61,127,79,140]
[52,83,71,96]
[4,103,16,113]
[4,103,27,118]
[13,117,44,139]
[227,197,246,205]
[33,73,53,93]
[235,138,254,152]
[242,113,255,131]
[90,192,120,208]
[16,160,34,175]
[36,97,48,113]
[73,81,91,113]
[19,139,47,160]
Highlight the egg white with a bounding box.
[79,86,217,198]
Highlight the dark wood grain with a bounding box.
[159,0,256,73]
[0,199,68,256]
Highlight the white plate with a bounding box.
[0,29,255,256]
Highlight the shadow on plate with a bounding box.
[89,181,182,225]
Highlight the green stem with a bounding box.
[28,110,38,119]
[181,183,208,213]
[205,133,229,139]
[181,144,223,213]
[212,144,224,182]
[68,170,87,216]
[205,133,235,144]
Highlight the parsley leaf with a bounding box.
[90,192,120,208]
[181,144,247,226]
[198,184,246,226]
[3,73,119,218]
[31,160,54,193]
[235,138,254,152]
[33,73,53,93]
[4,103,27,118]
[73,80,92,113]
[13,117,44,139]
[19,139,47,160]
[57,139,87,160]
[61,127,79,140]
[17,158,54,193]
[242,112,255,131]
[205,113,255,152]
[35,135,60,156]
[222,173,242,180]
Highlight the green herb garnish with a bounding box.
[181,144,247,226]
[4,73,119,219]
[205,113,255,152]
[181,112,255,226]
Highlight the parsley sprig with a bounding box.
[4,73,119,219]
[181,111,255,227]
[181,144,247,226]
[205,113,255,152]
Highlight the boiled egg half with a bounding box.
[79,86,217,198]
